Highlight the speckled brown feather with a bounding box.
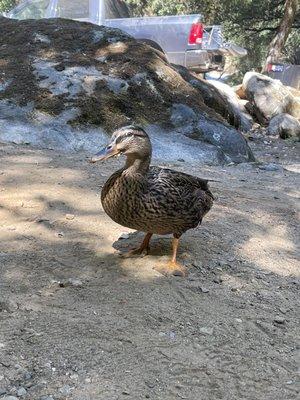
[101,164,213,237]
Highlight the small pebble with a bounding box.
[199,327,214,335]
[274,316,285,325]
[17,387,27,397]
[145,381,156,389]
[120,233,130,239]
[213,276,223,284]
[59,385,72,395]
[65,278,83,288]
[169,331,176,340]
[36,218,50,223]
[0,299,18,313]
[65,214,75,220]
[200,287,209,293]
[40,396,55,400]
[57,278,83,288]
[218,260,230,268]
[258,163,282,172]
[279,307,288,314]
[23,372,32,380]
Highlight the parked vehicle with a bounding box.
[267,63,300,89]
[5,0,247,72]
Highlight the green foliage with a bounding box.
[127,0,300,74]
[0,0,18,13]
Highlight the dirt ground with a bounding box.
[0,134,299,400]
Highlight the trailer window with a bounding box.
[10,0,50,19]
[56,0,90,19]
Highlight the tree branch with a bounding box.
[245,26,279,33]
[263,0,299,71]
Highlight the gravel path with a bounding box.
[0,135,299,400]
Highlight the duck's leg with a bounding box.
[121,232,153,258]
[155,235,188,277]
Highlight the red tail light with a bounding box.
[188,22,204,45]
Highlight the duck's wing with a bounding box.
[147,166,211,194]
[145,166,214,213]
[142,167,213,234]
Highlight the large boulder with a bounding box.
[0,17,254,164]
[267,113,300,139]
[205,80,253,132]
[242,72,300,121]
[172,65,241,129]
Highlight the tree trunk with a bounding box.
[263,0,298,72]
[104,0,131,19]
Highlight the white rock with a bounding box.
[242,72,300,120]
[268,113,300,139]
[199,327,214,335]
[17,387,27,397]
[120,233,130,239]
[65,214,75,220]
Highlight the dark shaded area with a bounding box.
[173,64,241,129]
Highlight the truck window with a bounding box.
[56,0,90,19]
[10,0,50,19]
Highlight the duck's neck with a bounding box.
[124,154,151,175]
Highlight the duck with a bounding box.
[90,125,214,276]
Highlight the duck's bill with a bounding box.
[90,145,119,163]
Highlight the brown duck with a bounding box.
[91,125,214,276]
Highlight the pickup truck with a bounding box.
[6,0,247,72]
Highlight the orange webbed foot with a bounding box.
[154,261,188,277]
[119,232,152,259]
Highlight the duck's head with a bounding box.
[90,125,152,163]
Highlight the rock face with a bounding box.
[267,114,300,139]
[0,17,254,164]
[173,65,241,129]
[242,72,300,121]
